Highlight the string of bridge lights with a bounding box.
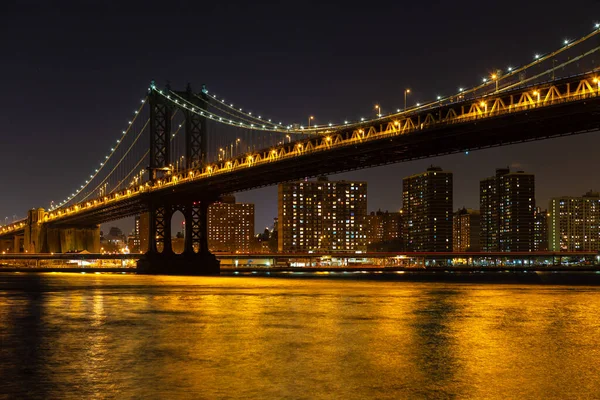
[192,88,287,128]
[192,92,284,129]
[49,21,600,213]
[110,121,187,193]
[160,22,600,135]
[162,87,365,134]
[51,96,149,211]
[155,87,303,134]
[77,119,151,204]
[450,22,600,101]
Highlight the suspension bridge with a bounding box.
[2,26,600,274]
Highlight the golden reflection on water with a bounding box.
[1,274,600,399]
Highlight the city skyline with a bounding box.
[3,4,600,399]
[1,2,600,235]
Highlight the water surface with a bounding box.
[1,273,599,399]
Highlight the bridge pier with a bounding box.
[137,85,218,275]
[137,198,220,275]
[46,226,100,253]
[0,238,13,253]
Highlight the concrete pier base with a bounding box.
[137,252,220,275]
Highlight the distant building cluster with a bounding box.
[119,167,599,255]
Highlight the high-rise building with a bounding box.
[533,207,549,251]
[207,195,254,253]
[480,168,535,252]
[139,213,150,253]
[549,191,600,251]
[480,168,507,252]
[278,177,367,252]
[132,214,141,252]
[366,210,404,251]
[452,208,480,252]
[366,210,402,244]
[402,166,453,252]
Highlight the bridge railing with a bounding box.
[0,220,26,236]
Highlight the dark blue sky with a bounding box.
[1,1,599,233]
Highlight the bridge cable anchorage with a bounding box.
[56,96,149,209]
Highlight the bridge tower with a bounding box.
[137,84,220,275]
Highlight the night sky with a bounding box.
[2,1,600,234]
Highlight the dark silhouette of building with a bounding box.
[402,166,453,252]
[534,207,549,251]
[366,209,404,251]
[480,168,535,252]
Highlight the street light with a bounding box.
[404,89,411,111]
[308,116,314,128]
[491,72,501,92]
[375,104,381,117]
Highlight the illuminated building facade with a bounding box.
[278,177,367,252]
[452,208,480,252]
[208,195,254,253]
[480,168,535,252]
[402,166,453,252]
[131,214,141,252]
[549,191,600,251]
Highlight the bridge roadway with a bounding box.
[2,72,600,234]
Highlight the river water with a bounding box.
[1,273,599,399]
